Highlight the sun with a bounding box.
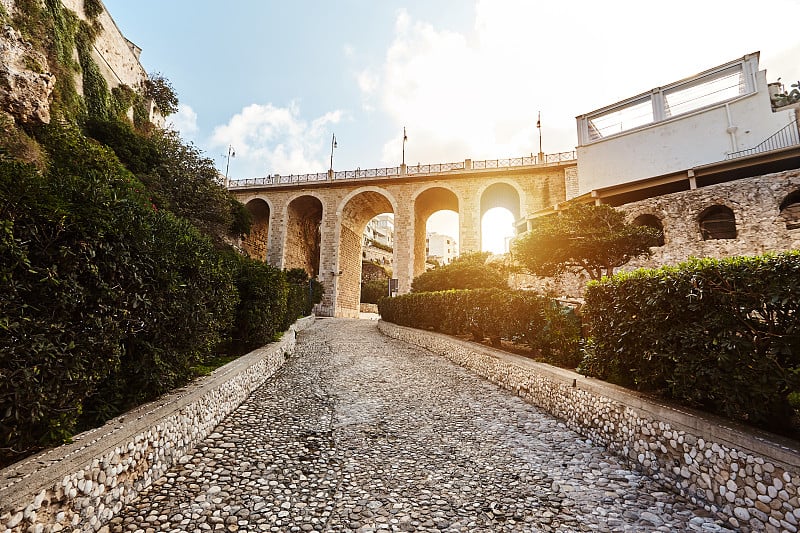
[481,207,515,254]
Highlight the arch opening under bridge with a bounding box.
[284,195,323,277]
[335,189,397,317]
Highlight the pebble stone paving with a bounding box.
[112,318,737,533]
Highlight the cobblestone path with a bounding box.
[113,319,735,533]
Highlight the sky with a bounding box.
[103,0,800,252]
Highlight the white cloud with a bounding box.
[209,102,342,178]
[166,103,198,140]
[357,69,379,94]
[364,0,800,166]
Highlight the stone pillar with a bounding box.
[393,202,415,294]
[315,197,340,317]
[266,200,287,267]
[459,195,481,254]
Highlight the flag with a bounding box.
[403,127,408,141]
[536,112,541,129]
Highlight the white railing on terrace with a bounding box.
[227,150,577,189]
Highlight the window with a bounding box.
[632,214,665,246]
[663,65,745,118]
[588,97,654,140]
[780,191,800,230]
[699,205,736,240]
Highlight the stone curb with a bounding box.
[378,320,800,532]
[0,316,314,532]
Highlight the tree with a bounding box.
[411,251,508,292]
[142,72,179,116]
[511,204,662,281]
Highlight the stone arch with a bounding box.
[412,186,460,278]
[479,181,522,252]
[478,180,524,219]
[779,190,800,231]
[241,198,271,261]
[284,195,323,277]
[334,188,398,316]
[698,204,737,240]
[632,213,665,246]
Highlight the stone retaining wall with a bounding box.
[0,316,314,533]
[378,320,800,532]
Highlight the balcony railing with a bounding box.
[227,150,577,189]
[726,121,800,160]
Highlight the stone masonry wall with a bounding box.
[514,168,800,298]
[378,321,800,533]
[59,0,148,89]
[0,317,315,533]
[624,168,800,267]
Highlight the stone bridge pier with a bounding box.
[229,157,578,317]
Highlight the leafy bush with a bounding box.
[0,160,130,463]
[83,213,238,424]
[512,204,661,280]
[379,289,581,367]
[142,72,179,116]
[227,254,288,350]
[361,279,388,304]
[85,118,162,174]
[411,252,508,292]
[226,261,322,352]
[284,268,323,325]
[581,253,800,434]
[0,123,309,466]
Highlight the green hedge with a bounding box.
[581,253,800,433]
[378,289,581,367]
[0,125,323,467]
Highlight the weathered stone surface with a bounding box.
[0,24,54,124]
[513,168,800,297]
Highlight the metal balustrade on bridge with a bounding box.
[227,150,577,189]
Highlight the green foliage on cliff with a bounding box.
[0,3,317,467]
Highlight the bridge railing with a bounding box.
[227,150,577,189]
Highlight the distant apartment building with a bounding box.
[426,232,458,265]
[363,214,394,266]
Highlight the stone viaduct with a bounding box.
[228,154,577,317]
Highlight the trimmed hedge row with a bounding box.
[378,289,582,367]
[582,253,800,433]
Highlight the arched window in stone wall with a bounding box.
[779,191,800,231]
[699,205,737,240]
[632,214,665,246]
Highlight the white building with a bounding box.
[363,214,394,266]
[426,232,458,265]
[575,52,798,198]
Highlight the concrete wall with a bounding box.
[378,320,800,533]
[577,55,797,195]
[0,317,315,533]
